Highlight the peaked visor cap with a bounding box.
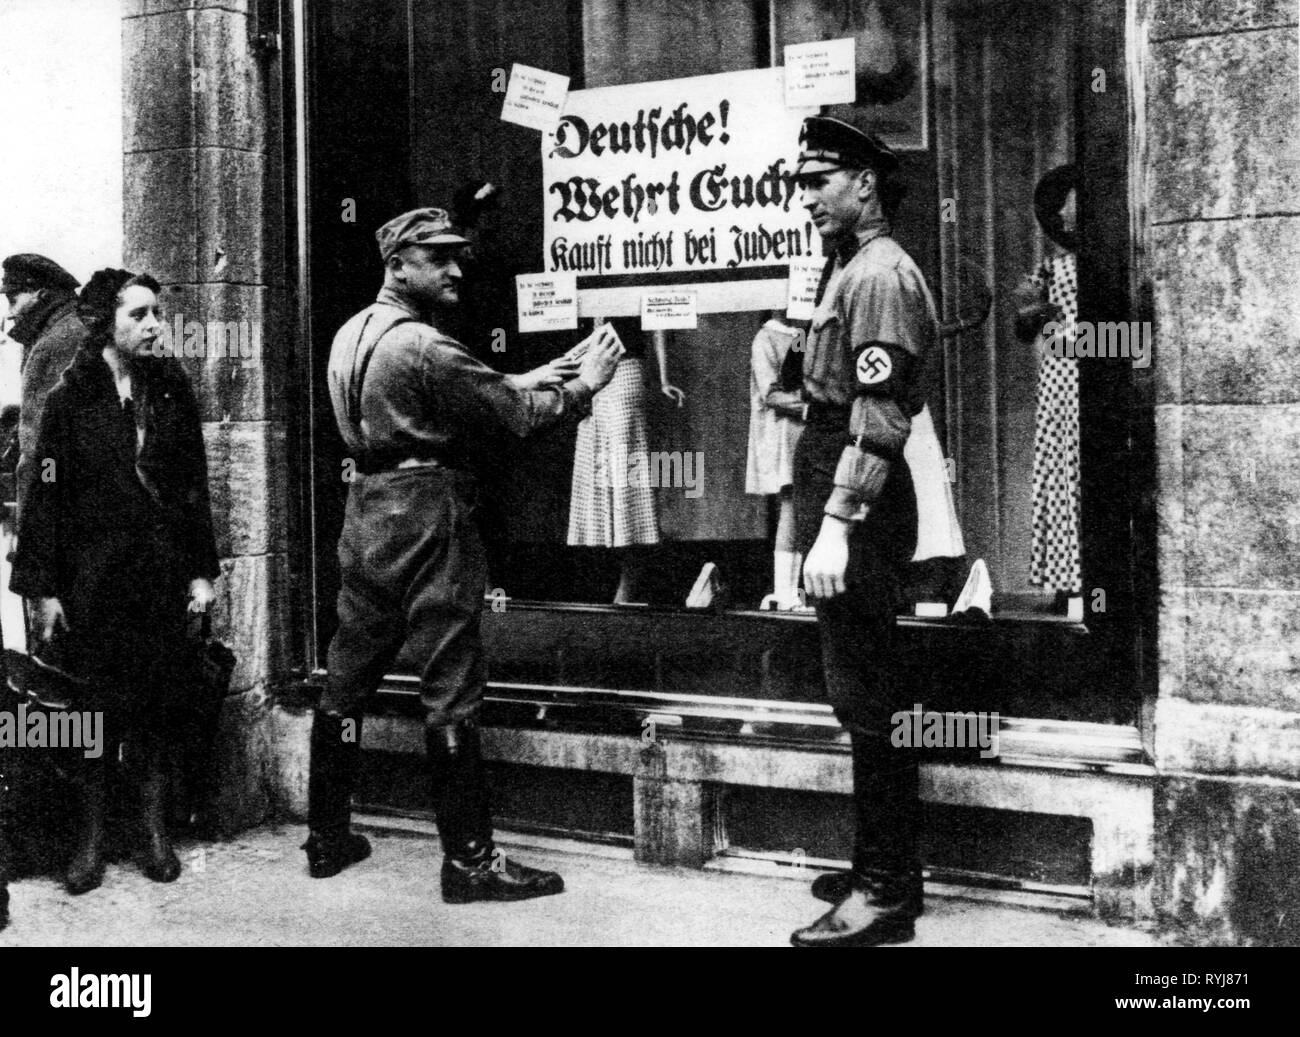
[375,207,470,262]
[796,116,899,178]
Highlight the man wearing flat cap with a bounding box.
[787,115,938,947]
[2,254,87,535]
[309,206,623,904]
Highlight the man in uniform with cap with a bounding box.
[307,207,623,903]
[787,116,938,947]
[2,254,86,531]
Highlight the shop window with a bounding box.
[302,0,1150,727]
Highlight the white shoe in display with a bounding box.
[686,563,723,608]
[951,558,993,620]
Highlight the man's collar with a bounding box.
[8,290,77,346]
[834,216,892,263]
[375,284,422,319]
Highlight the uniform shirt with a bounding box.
[802,221,938,522]
[327,286,594,472]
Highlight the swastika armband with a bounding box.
[851,340,913,398]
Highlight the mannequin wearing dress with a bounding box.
[745,313,807,609]
[1015,165,1082,604]
[566,322,683,603]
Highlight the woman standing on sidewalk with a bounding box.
[9,268,219,895]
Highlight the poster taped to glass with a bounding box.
[542,67,820,317]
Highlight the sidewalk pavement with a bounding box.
[0,819,1162,947]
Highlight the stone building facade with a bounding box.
[122,0,298,829]
[1142,0,1300,945]
[110,0,1300,945]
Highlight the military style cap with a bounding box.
[1,253,79,294]
[375,207,470,262]
[796,116,900,177]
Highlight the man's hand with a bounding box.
[576,324,624,392]
[33,596,68,642]
[803,515,852,601]
[188,578,216,614]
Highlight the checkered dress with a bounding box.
[567,355,660,547]
[1029,252,1081,594]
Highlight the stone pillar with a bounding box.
[1145,0,1300,944]
[633,742,715,868]
[122,0,291,831]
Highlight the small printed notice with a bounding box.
[500,63,570,131]
[784,38,856,107]
[785,257,824,321]
[641,291,698,330]
[563,320,622,363]
[516,272,578,332]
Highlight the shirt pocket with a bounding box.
[807,303,843,386]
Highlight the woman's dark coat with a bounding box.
[9,345,219,695]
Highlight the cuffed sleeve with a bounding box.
[826,443,894,520]
[825,342,914,520]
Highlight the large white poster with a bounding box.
[541,67,821,317]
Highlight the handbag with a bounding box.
[3,646,86,711]
[169,611,236,833]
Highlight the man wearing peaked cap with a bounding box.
[309,206,624,906]
[2,253,87,534]
[373,206,471,260]
[795,115,900,178]
[787,113,938,947]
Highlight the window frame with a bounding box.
[288,0,1156,751]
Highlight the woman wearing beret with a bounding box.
[9,268,219,894]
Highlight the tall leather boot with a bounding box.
[792,730,923,947]
[426,720,564,904]
[66,753,108,895]
[301,710,372,878]
[136,731,182,883]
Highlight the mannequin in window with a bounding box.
[567,322,684,604]
[746,312,808,610]
[1014,164,1082,606]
